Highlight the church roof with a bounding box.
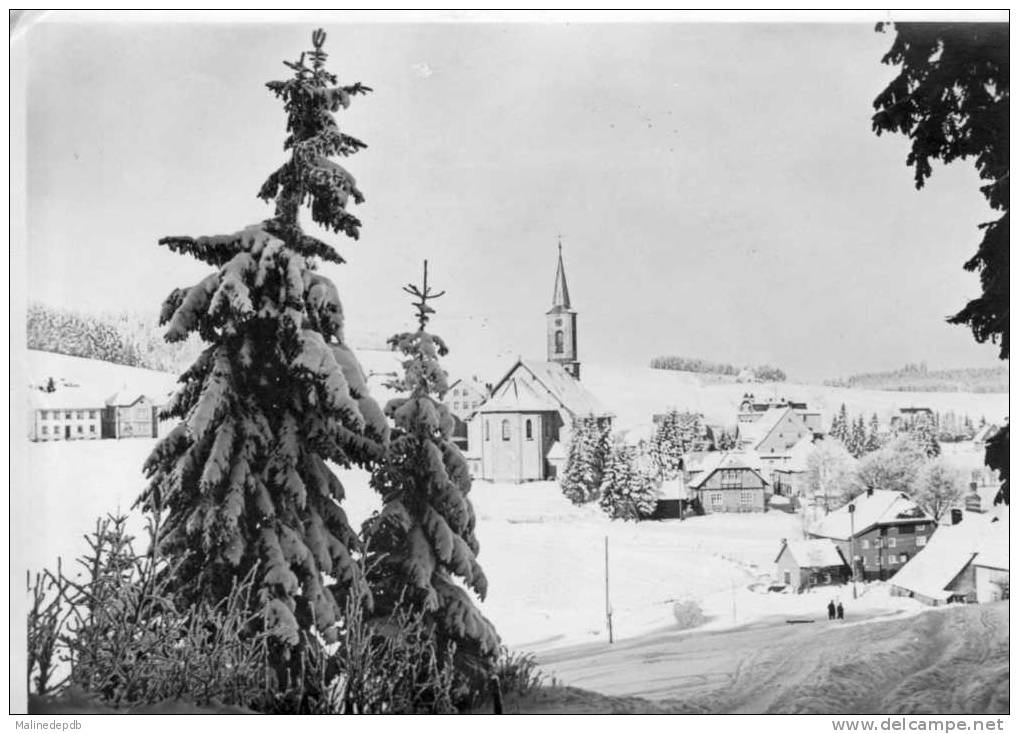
[479,359,612,419]
[548,243,572,313]
[476,373,560,413]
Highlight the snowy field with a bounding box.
[18,437,926,653]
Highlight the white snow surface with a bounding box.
[18,435,925,654]
[19,352,993,654]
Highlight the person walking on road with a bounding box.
[827,600,836,620]
[836,601,844,620]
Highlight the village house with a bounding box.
[890,508,1009,606]
[809,489,936,581]
[687,451,770,513]
[103,391,160,439]
[769,434,814,499]
[774,538,850,592]
[28,389,105,441]
[736,405,820,483]
[889,406,935,431]
[466,245,612,482]
[442,376,489,450]
[443,377,489,421]
[736,393,823,433]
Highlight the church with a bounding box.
[466,245,613,483]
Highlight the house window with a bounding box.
[916,535,927,547]
[887,537,897,549]
[40,411,48,420]
[887,555,898,566]
[453,401,460,411]
[709,493,724,508]
[89,425,96,434]
[89,410,97,419]
[65,412,71,420]
[739,491,753,505]
[501,420,510,441]
[720,470,740,489]
[41,426,48,435]
[525,420,533,440]
[861,539,870,550]
[77,425,83,434]
[76,411,83,420]
[899,554,909,564]
[554,330,564,354]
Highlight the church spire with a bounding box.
[546,237,580,379]
[550,237,572,311]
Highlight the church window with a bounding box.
[501,419,510,441]
[525,420,533,440]
[554,330,564,354]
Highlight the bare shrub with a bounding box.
[672,599,706,630]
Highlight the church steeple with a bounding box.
[550,240,571,312]
[546,238,580,380]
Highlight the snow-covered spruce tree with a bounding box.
[649,409,703,478]
[364,262,499,661]
[865,413,883,453]
[560,416,610,504]
[599,444,657,521]
[137,30,388,660]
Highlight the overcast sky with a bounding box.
[22,15,1005,382]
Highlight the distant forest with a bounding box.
[649,355,787,382]
[27,302,203,373]
[824,362,1008,394]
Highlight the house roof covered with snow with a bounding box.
[809,490,931,541]
[105,390,165,407]
[737,406,792,449]
[28,388,108,411]
[688,451,769,489]
[890,511,1009,601]
[777,539,848,569]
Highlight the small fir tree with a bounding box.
[137,30,388,662]
[599,444,658,521]
[910,415,941,458]
[364,261,499,659]
[649,410,685,480]
[829,404,849,443]
[848,415,868,458]
[865,413,883,453]
[560,416,610,504]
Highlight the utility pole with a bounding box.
[848,503,858,599]
[604,535,613,644]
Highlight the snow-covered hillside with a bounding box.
[581,363,1008,431]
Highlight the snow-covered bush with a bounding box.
[27,514,273,711]
[671,599,706,630]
